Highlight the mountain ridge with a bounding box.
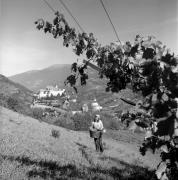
[9,64,72,92]
[9,64,105,92]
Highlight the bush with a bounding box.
[32,108,44,120]
[100,112,123,130]
[7,97,19,111]
[63,111,123,131]
[107,118,121,130]
[33,109,123,131]
[0,94,33,116]
[71,112,92,131]
[54,113,75,130]
[0,93,7,107]
[51,129,60,138]
[70,111,122,131]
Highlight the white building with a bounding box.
[91,99,102,112]
[37,85,66,99]
[38,89,49,99]
[48,89,65,97]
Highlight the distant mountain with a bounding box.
[9,64,105,92]
[9,64,71,92]
[0,74,33,115]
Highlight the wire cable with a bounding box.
[58,0,85,32]
[42,0,56,13]
[99,0,123,47]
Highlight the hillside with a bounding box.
[9,64,72,92]
[0,107,160,180]
[0,74,33,115]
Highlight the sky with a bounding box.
[0,0,178,76]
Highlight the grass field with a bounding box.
[0,106,160,179]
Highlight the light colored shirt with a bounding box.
[92,120,104,131]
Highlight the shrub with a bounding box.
[107,118,121,130]
[54,113,75,130]
[69,111,123,131]
[71,112,92,131]
[32,108,44,120]
[0,93,7,107]
[7,97,19,111]
[100,112,123,130]
[51,129,60,138]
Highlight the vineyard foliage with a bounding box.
[35,12,178,179]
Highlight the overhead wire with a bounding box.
[41,0,111,86]
[42,0,56,13]
[99,0,123,47]
[57,0,85,32]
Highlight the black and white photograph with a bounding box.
[0,0,178,179]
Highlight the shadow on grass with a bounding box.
[99,156,155,180]
[1,154,155,180]
[75,142,94,166]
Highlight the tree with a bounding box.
[35,12,178,179]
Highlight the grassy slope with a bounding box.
[0,107,160,180]
[0,74,33,97]
[0,74,33,114]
